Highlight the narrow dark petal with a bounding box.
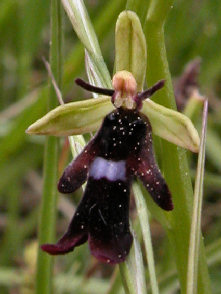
[75,78,114,96]
[137,79,165,101]
[137,162,173,211]
[127,116,173,211]
[86,178,133,264]
[58,139,97,193]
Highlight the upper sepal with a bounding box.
[115,11,147,91]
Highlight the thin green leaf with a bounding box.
[35,0,61,292]
[132,229,147,294]
[119,229,147,294]
[106,268,124,294]
[119,262,136,294]
[157,237,221,294]
[187,100,208,294]
[61,0,111,88]
[85,50,107,91]
[133,182,159,294]
[61,0,100,55]
[145,1,211,292]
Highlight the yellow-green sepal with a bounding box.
[142,99,200,153]
[26,97,114,136]
[115,11,147,91]
[26,97,199,153]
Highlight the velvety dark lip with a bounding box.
[42,108,173,264]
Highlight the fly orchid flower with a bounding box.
[26,11,200,264]
[40,71,173,264]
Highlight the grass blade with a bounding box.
[133,182,159,294]
[145,1,211,292]
[61,0,112,88]
[132,229,147,294]
[119,229,147,294]
[187,99,209,293]
[35,0,62,292]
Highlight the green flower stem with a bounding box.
[119,262,136,294]
[119,228,147,294]
[35,0,62,293]
[126,0,150,28]
[146,0,174,27]
[131,228,147,294]
[144,1,211,293]
[133,182,159,294]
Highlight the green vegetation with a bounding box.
[0,0,221,293]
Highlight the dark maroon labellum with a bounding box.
[41,106,173,264]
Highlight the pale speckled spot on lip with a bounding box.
[89,157,126,182]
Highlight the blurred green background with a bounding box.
[0,0,221,293]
